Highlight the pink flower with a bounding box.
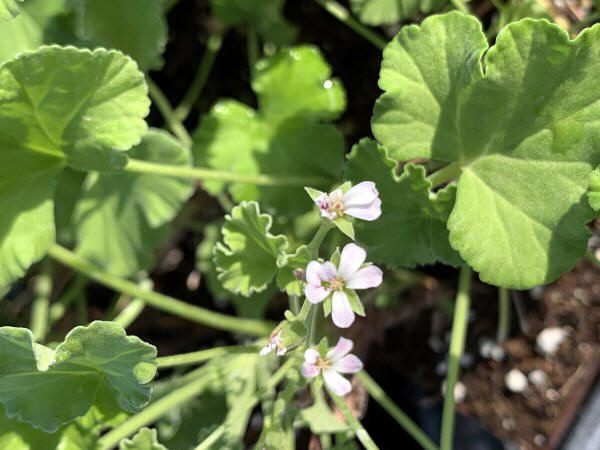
[315,181,381,221]
[259,331,286,356]
[301,337,363,396]
[304,243,382,328]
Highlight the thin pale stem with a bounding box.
[49,276,88,325]
[307,222,333,259]
[290,295,300,315]
[427,162,462,188]
[157,345,262,368]
[146,76,193,148]
[449,0,470,14]
[440,265,472,450]
[313,0,387,50]
[496,287,510,343]
[123,157,329,187]
[47,244,274,336]
[112,278,152,328]
[30,260,52,341]
[174,32,224,122]
[357,371,439,450]
[328,387,380,450]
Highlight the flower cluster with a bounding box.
[314,181,381,221]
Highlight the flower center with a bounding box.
[329,200,345,217]
[315,356,331,370]
[327,276,345,291]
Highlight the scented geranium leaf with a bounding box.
[54,168,86,243]
[276,245,310,296]
[253,46,346,123]
[75,129,193,277]
[69,0,167,70]
[193,46,345,215]
[0,46,148,285]
[120,428,168,450]
[372,13,600,287]
[345,139,461,268]
[350,0,446,26]
[0,0,22,20]
[210,0,297,46]
[588,166,600,211]
[372,12,488,162]
[214,201,289,296]
[0,321,156,432]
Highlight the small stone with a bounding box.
[536,327,567,356]
[490,345,506,361]
[428,336,445,353]
[460,353,474,368]
[528,369,548,387]
[435,360,448,377]
[186,270,201,291]
[502,417,516,431]
[505,369,528,393]
[478,337,495,358]
[546,389,560,401]
[529,286,544,300]
[441,380,467,403]
[534,434,547,447]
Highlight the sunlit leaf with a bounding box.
[74,129,193,277]
[120,428,168,450]
[588,166,600,211]
[0,321,156,432]
[0,0,22,20]
[372,12,600,287]
[214,201,289,296]
[345,139,461,268]
[350,0,446,25]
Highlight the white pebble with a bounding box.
[478,338,495,358]
[536,327,567,356]
[505,369,528,393]
[435,360,448,376]
[490,345,506,361]
[460,353,474,368]
[528,369,548,387]
[441,380,467,403]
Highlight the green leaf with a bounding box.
[214,201,289,296]
[69,0,168,70]
[588,166,600,211]
[54,168,85,243]
[345,139,462,268]
[74,129,193,277]
[371,13,600,287]
[350,0,446,25]
[193,46,345,216]
[120,428,169,450]
[0,321,156,432]
[344,289,366,317]
[210,0,297,46]
[276,245,310,296]
[299,390,348,434]
[0,0,22,20]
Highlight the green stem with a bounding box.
[98,371,216,450]
[327,387,379,450]
[49,276,88,325]
[496,287,510,343]
[30,260,52,341]
[313,0,387,50]
[427,162,462,188]
[449,0,470,14]
[440,265,472,450]
[174,32,224,122]
[112,279,152,328]
[357,371,438,450]
[146,76,193,148]
[47,244,274,336]
[76,294,88,324]
[290,295,300,315]
[307,222,333,259]
[157,345,262,368]
[307,304,319,346]
[124,157,328,187]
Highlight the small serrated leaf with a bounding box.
[214,201,289,296]
[119,428,169,450]
[350,0,446,26]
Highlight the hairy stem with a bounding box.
[427,162,462,188]
[30,260,52,342]
[313,0,387,50]
[496,287,510,342]
[357,371,439,450]
[440,265,472,450]
[157,345,262,368]
[146,76,193,148]
[47,244,274,336]
[174,32,224,122]
[49,276,87,325]
[328,387,380,450]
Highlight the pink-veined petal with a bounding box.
[315,193,329,210]
[343,181,378,206]
[332,354,363,374]
[306,261,322,285]
[304,348,320,364]
[345,265,383,290]
[323,369,352,396]
[305,284,331,303]
[318,261,337,281]
[326,336,353,361]
[337,243,366,279]
[344,198,382,221]
[301,362,320,378]
[332,290,355,328]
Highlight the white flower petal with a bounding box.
[305,284,331,303]
[332,290,355,328]
[345,265,383,290]
[329,189,344,202]
[323,369,352,396]
[306,261,322,285]
[259,345,273,356]
[318,261,337,281]
[326,336,353,361]
[337,243,366,278]
[304,348,320,364]
[302,362,320,378]
[344,198,382,221]
[343,181,378,206]
[332,354,363,374]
